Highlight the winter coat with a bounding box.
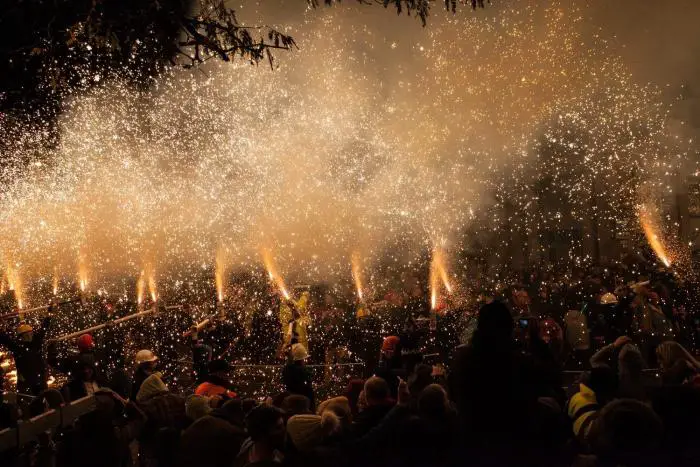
[130,365,153,401]
[195,374,237,399]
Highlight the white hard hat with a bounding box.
[135,349,158,365]
[291,343,308,361]
[600,293,618,305]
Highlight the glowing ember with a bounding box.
[351,252,364,301]
[639,205,672,267]
[261,248,290,300]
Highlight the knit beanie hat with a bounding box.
[186,394,212,421]
[136,372,168,402]
[316,396,351,419]
[286,412,340,452]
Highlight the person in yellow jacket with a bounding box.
[567,365,618,441]
[280,291,311,350]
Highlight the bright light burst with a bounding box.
[0,1,690,303]
[639,204,672,267]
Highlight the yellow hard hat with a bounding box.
[16,323,33,335]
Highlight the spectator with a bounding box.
[282,343,315,408]
[130,348,158,401]
[317,396,352,435]
[136,372,188,467]
[287,412,340,452]
[350,376,394,439]
[281,394,313,419]
[656,340,700,385]
[374,335,402,398]
[344,379,365,419]
[0,317,51,395]
[190,328,213,384]
[178,400,248,467]
[195,359,237,399]
[568,365,618,442]
[317,396,351,421]
[651,385,700,466]
[236,405,286,466]
[393,384,460,466]
[63,357,103,401]
[587,399,663,467]
[449,301,546,463]
[185,394,213,422]
[591,336,645,399]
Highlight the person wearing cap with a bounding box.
[195,359,237,399]
[135,372,187,466]
[130,349,158,401]
[0,315,52,395]
[282,343,315,408]
[48,333,105,396]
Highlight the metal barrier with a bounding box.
[0,395,98,453]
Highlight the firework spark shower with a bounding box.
[0,1,692,305]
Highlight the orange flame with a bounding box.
[261,249,290,300]
[430,246,453,310]
[639,206,671,267]
[215,248,226,302]
[78,253,89,292]
[351,252,364,301]
[5,262,23,308]
[148,272,157,302]
[52,267,59,296]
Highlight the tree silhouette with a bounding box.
[0,0,488,117]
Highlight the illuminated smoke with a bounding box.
[0,1,690,302]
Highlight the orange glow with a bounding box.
[5,261,23,308]
[78,252,89,292]
[351,252,364,301]
[52,267,59,295]
[430,246,453,310]
[261,248,290,300]
[148,272,157,302]
[429,258,439,310]
[639,206,671,267]
[215,248,226,302]
[434,248,453,294]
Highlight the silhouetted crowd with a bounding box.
[2,261,700,466]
